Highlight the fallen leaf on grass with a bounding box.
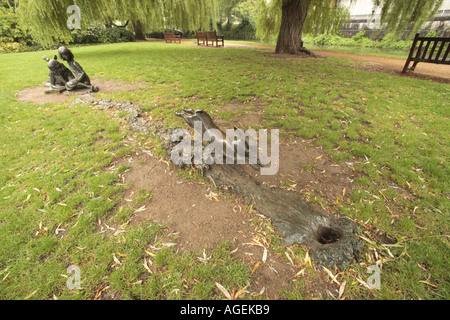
[293,268,305,277]
[143,258,153,274]
[234,283,249,300]
[338,280,346,299]
[285,251,294,265]
[419,280,438,288]
[251,262,261,274]
[262,247,268,263]
[24,289,39,300]
[215,282,231,299]
[145,250,156,257]
[356,277,371,289]
[323,267,340,285]
[134,206,146,213]
[113,254,122,266]
[304,250,312,267]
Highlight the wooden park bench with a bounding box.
[196,30,224,47]
[206,31,224,47]
[402,33,450,73]
[195,31,207,46]
[163,32,181,44]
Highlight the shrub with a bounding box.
[71,22,135,45]
[219,20,256,40]
[71,23,105,44]
[100,27,135,43]
[304,31,414,50]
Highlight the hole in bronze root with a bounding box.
[316,226,343,244]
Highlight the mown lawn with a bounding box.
[0,41,448,300]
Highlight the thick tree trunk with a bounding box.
[275,0,310,54]
[132,20,146,41]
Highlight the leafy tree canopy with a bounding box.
[13,0,444,49]
[16,0,222,47]
[256,0,443,42]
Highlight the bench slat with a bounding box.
[402,33,450,73]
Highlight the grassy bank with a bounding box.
[0,41,448,299]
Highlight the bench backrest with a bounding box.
[408,33,450,64]
[196,31,207,40]
[206,31,218,40]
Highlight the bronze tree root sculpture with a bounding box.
[171,108,364,270]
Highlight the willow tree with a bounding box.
[17,0,222,47]
[256,0,443,55]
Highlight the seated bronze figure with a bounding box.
[58,46,99,92]
[42,55,75,93]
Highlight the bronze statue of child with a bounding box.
[42,55,75,93]
[57,46,99,92]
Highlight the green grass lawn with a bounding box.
[0,41,448,300]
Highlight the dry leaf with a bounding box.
[338,280,346,299]
[294,268,306,277]
[304,250,312,267]
[24,289,39,299]
[113,254,122,265]
[323,267,340,285]
[285,251,294,265]
[234,283,249,300]
[251,262,261,274]
[419,280,438,288]
[134,206,146,213]
[262,247,268,263]
[356,277,371,289]
[143,258,152,274]
[215,282,231,299]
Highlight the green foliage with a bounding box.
[16,0,221,48]
[0,4,31,44]
[71,22,135,44]
[220,19,256,40]
[256,0,442,43]
[374,0,443,39]
[255,0,282,42]
[218,0,259,40]
[0,2,34,53]
[303,0,350,36]
[305,31,414,50]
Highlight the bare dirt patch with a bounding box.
[112,114,355,298]
[117,153,299,298]
[16,78,148,105]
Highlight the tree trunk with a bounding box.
[275,0,310,54]
[132,20,146,41]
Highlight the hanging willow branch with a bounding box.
[16,0,222,47]
[373,0,443,39]
[255,0,442,43]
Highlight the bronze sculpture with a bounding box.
[172,108,364,269]
[42,46,99,93]
[42,55,75,93]
[58,46,99,92]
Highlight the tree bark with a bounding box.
[275,0,310,54]
[132,20,146,41]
